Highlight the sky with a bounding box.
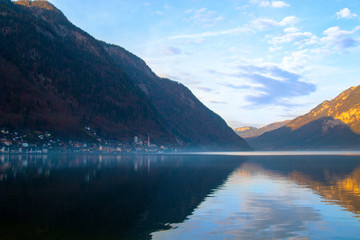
[47,0,360,127]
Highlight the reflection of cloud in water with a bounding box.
[237,162,360,218]
[214,194,321,239]
[153,164,324,240]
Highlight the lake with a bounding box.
[1,153,360,239]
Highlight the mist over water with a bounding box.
[1,153,360,239]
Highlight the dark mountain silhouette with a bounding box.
[0,0,250,150]
[249,85,360,150]
[103,44,250,149]
[0,154,246,239]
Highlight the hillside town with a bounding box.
[0,128,178,154]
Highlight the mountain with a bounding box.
[234,127,257,137]
[287,86,360,133]
[0,0,250,150]
[249,85,360,150]
[102,44,250,150]
[234,120,291,138]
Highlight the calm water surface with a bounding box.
[1,153,360,239]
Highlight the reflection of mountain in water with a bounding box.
[239,155,360,217]
[0,154,244,239]
[289,169,360,216]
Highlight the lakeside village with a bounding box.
[0,127,179,154]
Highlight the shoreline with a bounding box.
[2,150,360,156]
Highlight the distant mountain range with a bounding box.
[0,0,251,150]
[234,120,291,138]
[247,85,360,150]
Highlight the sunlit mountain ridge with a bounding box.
[234,120,291,138]
[248,85,360,150]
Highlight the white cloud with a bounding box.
[250,0,290,8]
[271,1,290,8]
[284,27,299,33]
[268,24,360,53]
[280,16,298,25]
[321,26,360,50]
[281,50,311,71]
[252,16,298,30]
[259,1,270,7]
[269,46,282,52]
[169,26,252,40]
[270,28,318,46]
[336,8,358,19]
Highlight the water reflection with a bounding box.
[0,154,245,240]
[246,156,360,218]
[1,154,360,239]
[153,156,360,240]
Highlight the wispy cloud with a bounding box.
[160,46,182,56]
[195,87,213,92]
[168,15,297,41]
[271,1,290,8]
[250,0,290,8]
[210,100,228,104]
[267,24,360,53]
[281,50,310,71]
[219,193,322,239]
[321,26,360,50]
[252,16,298,30]
[336,8,358,19]
[185,8,223,28]
[169,26,252,40]
[269,27,318,46]
[223,83,252,90]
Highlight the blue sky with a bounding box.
[48,0,360,127]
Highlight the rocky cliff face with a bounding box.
[288,86,360,134]
[0,0,251,150]
[249,85,360,150]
